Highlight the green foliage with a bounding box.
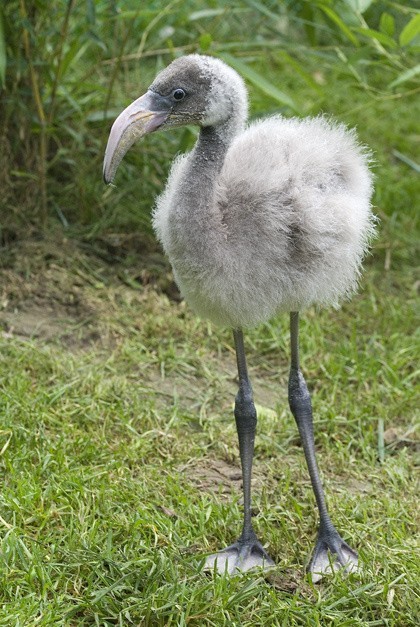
[0,0,419,231]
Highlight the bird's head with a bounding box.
[103,54,248,184]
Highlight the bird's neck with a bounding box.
[157,115,245,283]
[194,117,244,167]
[177,117,243,225]
[171,118,242,223]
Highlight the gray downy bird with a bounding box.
[103,54,375,581]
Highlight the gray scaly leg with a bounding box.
[289,312,358,582]
[205,329,275,574]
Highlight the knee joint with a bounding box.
[288,367,312,417]
[234,384,257,430]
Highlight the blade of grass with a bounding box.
[378,418,385,463]
[388,64,420,89]
[392,150,420,173]
[318,5,359,46]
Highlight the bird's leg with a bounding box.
[205,328,275,575]
[289,312,358,582]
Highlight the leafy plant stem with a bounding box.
[103,11,140,120]
[19,0,47,223]
[135,0,181,61]
[48,0,76,126]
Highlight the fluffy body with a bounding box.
[153,85,375,327]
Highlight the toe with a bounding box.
[204,542,275,575]
[237,544,275,572]
[205,549,239,574]
[309,539,358,583]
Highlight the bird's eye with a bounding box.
[173,88,186,101]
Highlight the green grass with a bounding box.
[0,252,418,625]
[0,144,418,624]
[1,1,419,625]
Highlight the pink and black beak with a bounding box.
[103,90,172,184]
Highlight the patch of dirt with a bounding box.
[384,426,419,453]
[0,232,179,349]
[182,456,271,501]
[184,457,243,495]
[346,477,375,495]
[265,568,314,596]
[1,306,83,342]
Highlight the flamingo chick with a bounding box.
[103,54,375,581]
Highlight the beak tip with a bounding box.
[103,164,114,185]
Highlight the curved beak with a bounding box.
[103,90,171,184]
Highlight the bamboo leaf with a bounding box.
[86,0,96,25]
[189,8,247,21]
[380,12,395,37]
[354,27,397,48]
[319,5,359,46]
[60,41,90,80]
[86,109,124,123]
[199,33,212,52]
[344,0,374,13]
[219,53,299,112]
[399,14,420,47]
[277,51,323,93]
[388,64,420,89]
[243,0,281,22]
[0,9,5,88]
[299,3,317,46]
[189,9,227,20]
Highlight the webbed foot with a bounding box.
[309,524,358,583]
[205,538,275,575]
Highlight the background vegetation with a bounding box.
[0,0,419,234]
[0,1,419,625]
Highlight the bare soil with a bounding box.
[0,231,177,348]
